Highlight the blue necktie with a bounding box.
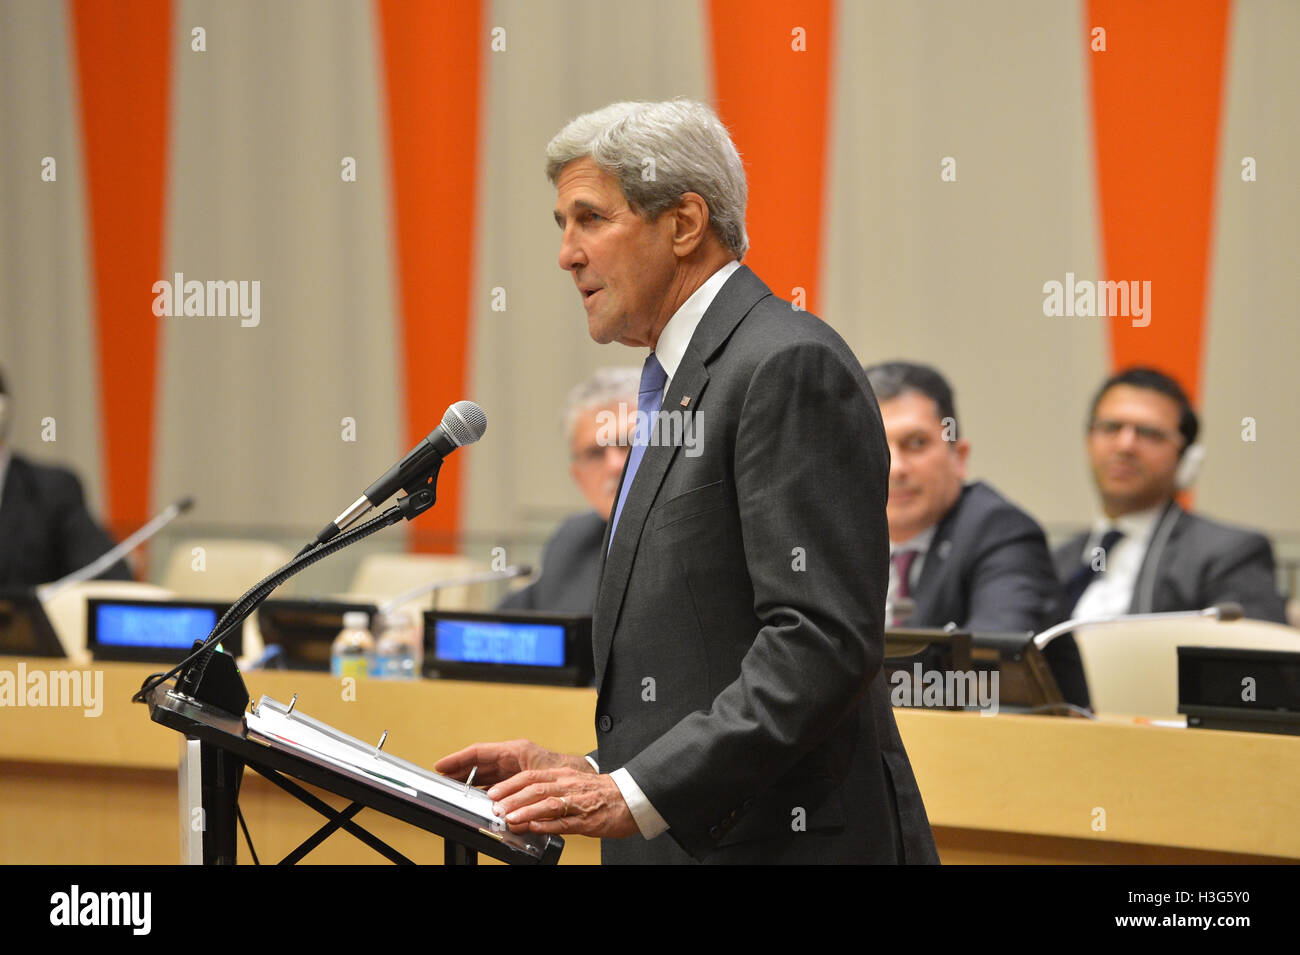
[608,353,668,551]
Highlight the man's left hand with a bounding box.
[488,768,638,839]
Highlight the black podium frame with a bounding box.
[148,682,563,866]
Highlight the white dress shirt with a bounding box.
[1072,503,1165,619]
[651,259,742,398]
[605,258,741,842]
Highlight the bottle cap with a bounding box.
[379,610,413,630]
[342,611,370,630]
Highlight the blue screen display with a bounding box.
[95,604,219,649]
[434,619,566,667]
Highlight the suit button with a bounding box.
[709,825,722,840]
[598,714,613,733]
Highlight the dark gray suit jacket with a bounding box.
[1052,502,1287,623]
[498,511,605,614]
[0,454,132,587]
[906,482,1062,633]
[900,481,1089,707]
[592,266,937,865]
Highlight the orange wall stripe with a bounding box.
[71,0,173,532]
[1087,0,1232,405]
[708,0,834,316]
[376,0,483,553]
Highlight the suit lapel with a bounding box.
[1059,531,1090,578]
[0,457,30,585]
[909,490,962,625]
[1129,501,1185,614]
[590,265,770,689]
[591,357,709,685]
[909,544,943,624]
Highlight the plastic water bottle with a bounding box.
[374,610,420,680]
[330,611,374,680]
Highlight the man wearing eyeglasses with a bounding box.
[1054,367,1286,622]
[498,367,638,614]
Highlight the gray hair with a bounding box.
[563,366,641,441]
[545,99,749,260]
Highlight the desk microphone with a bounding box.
[1033,602,1244,651]
[36,496,195,602]
[378,564,533,615]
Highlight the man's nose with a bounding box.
[558,226,585,272]
[1113,424,1140,451]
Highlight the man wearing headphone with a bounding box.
[0,368,132,587]
[1054,367,1287,623]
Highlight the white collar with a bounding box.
[651,260,742,383]
[1092,500,1167,544]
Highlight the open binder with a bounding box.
[148,678,563,865]
[136,412,563,864]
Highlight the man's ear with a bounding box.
[670,192,711,257]
[951,438,971,478]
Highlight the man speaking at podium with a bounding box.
[438,100,936,864]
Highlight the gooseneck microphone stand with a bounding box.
[131,466,440,711]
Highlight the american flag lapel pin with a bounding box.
[680,395,691,407]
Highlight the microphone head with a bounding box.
[440,400,487,447]
[1212,602,1244,622]
[176,496,196,514]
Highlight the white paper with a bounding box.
[245,695,505,830]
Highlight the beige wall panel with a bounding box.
[824,0,1107,534]
[0,0,106,514]
[1200,0,1300,541]
[154,0,401,553]
[4,0,1295,575]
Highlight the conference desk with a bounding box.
[1,658,1296,864]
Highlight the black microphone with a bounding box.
[316,401,487,545]
[37,495,196,601]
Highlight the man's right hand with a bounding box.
[434,738,594,787]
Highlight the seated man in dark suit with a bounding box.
[1054,366,1287,623]
[864,361,1088,707]
[499,367,637,613]
[0,367,132,587]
